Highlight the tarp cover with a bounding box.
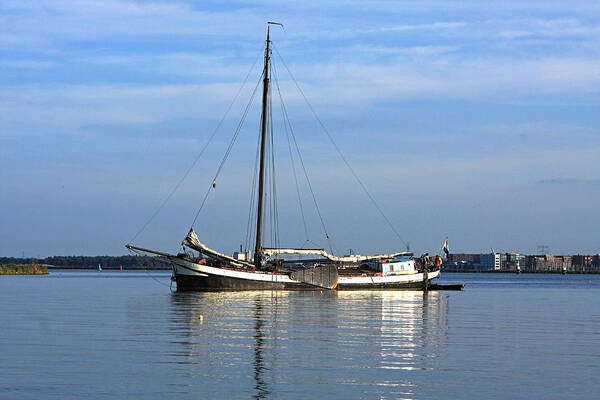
[182,229,253,268]
[263,247,412,263]
[183,228,412,267]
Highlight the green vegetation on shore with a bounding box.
[0,264,48,275]
[0,255,171,269]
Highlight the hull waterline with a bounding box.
[170,257,440,291]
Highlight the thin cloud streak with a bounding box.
[497,18,600,39]
[380,21,467,32]
[538,178,600,185]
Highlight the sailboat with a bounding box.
[126,23,441,291]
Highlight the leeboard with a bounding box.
[290,265,339,289]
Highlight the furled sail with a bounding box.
[182,229,254,268]
[263,247,412,263]
[182,228,412,267]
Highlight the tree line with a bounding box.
[0,255,171,268]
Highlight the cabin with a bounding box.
[371,258,416,275]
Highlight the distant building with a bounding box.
[573,254,593,266]
[504,253,526,271]
[526,254,569,272]
[572,254,595,271]
[562,256,572,271]
[442,253,482,271]
[572,255,596,272]
[480,253,503,271]
[448,253,480,264]
[443,251,600,272]
[233,251,251,261]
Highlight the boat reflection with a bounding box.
[168,290,448,399]
[334,291,446,368]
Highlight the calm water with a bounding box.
[1,271,599,399]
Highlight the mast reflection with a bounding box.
[168,291,280,399]
[252,296,270,399]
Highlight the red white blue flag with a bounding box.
[443,239,449,257]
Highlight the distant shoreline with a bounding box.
[0,255,171,270]
[442,269,599,274]
[45,265,171,270]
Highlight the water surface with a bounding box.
[1,271,598,399]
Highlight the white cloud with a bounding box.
[76,52,262,79]
[498,18,600,39]
[277,57,600,106]
[0,0,260,47]
[0,83,255,135]
[0,60,54,69]
[2,53,599,140]
[380,21,467,32]
[345,45,461,57]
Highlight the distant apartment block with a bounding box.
[504,253,526,271]
[447,253,480,264]
[480,253,503,270]
[444,252,599,272]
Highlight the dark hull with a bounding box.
[174,271,438,292]
[175,272,318,291]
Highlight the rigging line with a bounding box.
[285,120,310,241]
[268,72,281,253]
[214,74,262,188]
[271,61,334,255]
[142,266,171,288]
[244,120,262,252]
[126,247,171,287]
[265,101,273,249]
[270,81,279,252]
[267,65,277,251]
[250,114,264,251]
[262,93,270,248]
[246,103,268,252]
[270,112,280,252]
[266,83,273,249]
[273,45,408,248]
[128,50,262,244]
[190,72,263,228]
[273,63,310,242]
[274,71,334,255]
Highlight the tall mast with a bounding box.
[254,25,271,270]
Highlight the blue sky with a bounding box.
[1,0,599,257]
